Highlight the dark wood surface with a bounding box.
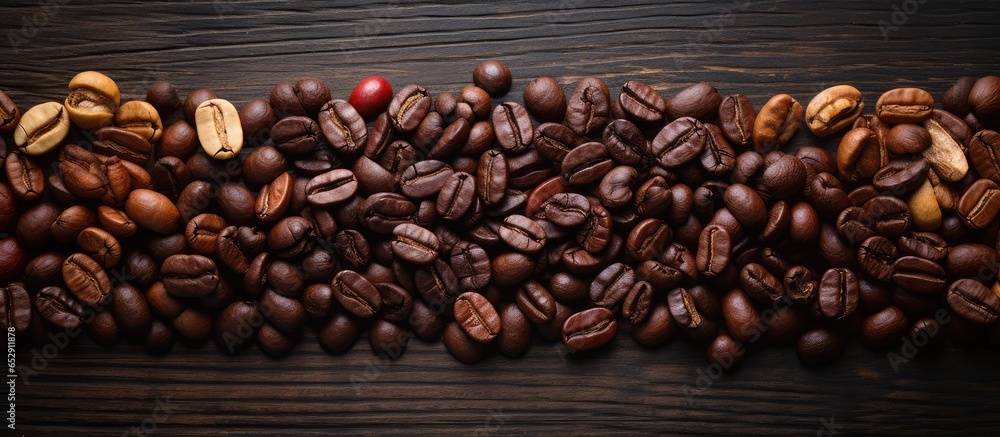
[4,0,1000,435]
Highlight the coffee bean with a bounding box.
[0,283,32,334]
[62,253,111,305]
[387,84,431,133]
[796,327,846,366]
[875,87,933,124]
[4,151,45,201]
[331,270,381,318]
[619,80,666,123]
[957,179,1000,229]
[268,216,316,258]
[752,94,803,152]
[969,75,1000,121]
[0,90,22,134]
[806,85,864,136]
[195,99,243,159]
[318,99,367,155]
[872,158,929,195]
[472,60,512,96]
[498,214,546,254]
[492,102,534,154]
[523,77,566,122]
[161,254,220,297]
[35,286,86,330]
[454,291,502,343]
[270,78,331,118]
[566,78,610,136]
[892,256,946,295]
[436,171,476,220]
[947,279,1000,324]
[125,189,180,234]
[818,268,859,320]
[392,223,439,265]
[668,287,718,343]
[562,307,617,352]
[922,115,969,182]
[886,123,931,155]
[651,117,707,168]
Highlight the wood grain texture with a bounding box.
[3,0,1000,435]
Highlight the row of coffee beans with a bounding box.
[2,61,1000,369]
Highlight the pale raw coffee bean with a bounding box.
[907,179,941,231]
[196,99,244,160]
[14,102,71,155]
[805,85,863,136]
[921,116,968,182]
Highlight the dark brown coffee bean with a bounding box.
[436,171,476,220]
[254,172,292,223]
[330,270,379,318]
[873,158,929,196]
[5,152,45,201]
[534,122,581,163]
[161,254,219,297]
[738,263,783,304]
[386,84,431,133]
[667,287,718,343]
[796,327,846,366]
[0,283,32,334]
[664,82,721,123]
[588,262,634,307]
[625,218,671,261]
[491,102,534,154]
[475,149,508,206]
[540,192,589,227]
[619,80,666,123]
[454,291,501,343]
[35,286,85,330]
[268,216,316,258]
[651,117,707,168]
[621,281,654,325]
[562,307,617,352]
[947,279,1000,324]
[818,268,859,320]
[76,227,121,268]
[696,224,730,277]
[863,196,912,238]
[93,126,151,165]
[271,115,322,155]
[443,321,487,364]
[717,94,755,148]
[565,77,610,136]
[890,256,945,297]
[306,168,357,207]
[858,236,899,282]
[561,141,613,185]
[400,159,454,199]
[498,214,546,254]
[946,243,1000,283]
[391,223,439,265]
[492,251,535,287]
[318,99,367,155]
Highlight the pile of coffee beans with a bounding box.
[3,62,1000,369]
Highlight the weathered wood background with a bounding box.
[3,0,1000,435]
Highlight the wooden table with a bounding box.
[4,0,1000,434]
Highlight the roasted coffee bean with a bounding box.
[0,90,22,134]
[391,223,439,265]
[621,281,654,324]
[0,284,32,333]
[268,216,315,258]
[305,168,357,207]
[269,78,331,117]
[331,270,381,318]
[400,160,454,198]
[5,151,45,201]
[523,76,566,122]
[696,224,730,277]
[784,265,818,304]
[562,307,617,352]
[863,196,911,238]
[271,115,321,155]
[590,263,635,307]
[565,77,610,136]
[62,253,112,305]
[387,84,431,133]
[477,149,508,206]
[838,127,888,183]
[541,193,590,227]
[876,87,934,123]
[717,94,756,149]
[368,319,408,358]
[443,321,487,364]
[492,251,535,286]
[651,117,707,168]
[492,102,534,153]
[77,227,121,267]
[740,263,784,304]
[946,279,1000,324]
[752,94,803,152]
[35,286,86,330]
[619,80,666,123]
[561,141,613,185]
[796,327,846,366]
[626,218,671,261]
[892,256,946,295]
[957,179,1000,229]
[126,189,180,234]
[858,236,899,282]
[946,243,1000,283]
[818,268,859,320]
[454,291,501,343]
[872,158,929,195]
[498,215,546,254]
[664,82,720,122]
[436,171,476,220]
[318,99,367,155]
[161,254,220,297]
[667,287,717,343]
